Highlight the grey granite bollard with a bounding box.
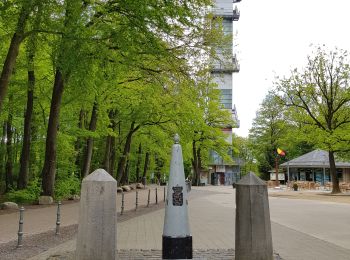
[17,206,24,248]
[147,189,150,207]
[55,201,61,235]
[164,186,166,201]
[76,169,117,260]
[135,190,138,210]
[121,191,125,215]
[235,172,273,260]
[163,134,192,259]
[155,187,158,204]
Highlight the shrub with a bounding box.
[55,174,81,200]
[293,182,298,190]
[6,178,41,204]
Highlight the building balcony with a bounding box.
[233,6,240,21]
[232,105,240,128]
[233,54,240,73]
[211,66,234,73]
[209,151,232,166]
[221,107,240,129]
[209,151,242,167]
[212,5,240,21]
[212,8,234,20]
[211,54,240,73]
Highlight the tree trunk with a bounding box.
[191,140,199,186]
[41,70,65,196]
[102,110,116,173]
[0,2,31,112]
[120,157,130,185]
[81,100,98,178]
[102,135,112,173]
[74,108,86,173]
[196,147,202,186]
[18,52,35,189]
[142,151,150,185]
[0,121,6,192]
[29,105,39,179]
[40,0,83,196]
[110,136,116,177]
[116,122,135,183]
[154,155,164,184]
[329,150,341,194]
[5,99,14,192]
[14,130,20,165]
[135,143,142,182]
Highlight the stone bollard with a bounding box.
[55,201,61,235]
[164,186,166,201]
[186,180,191,192]
[17,207,24,248]
[163,134,192,259]
[155,188,158,204]
[235,172,273,260]
[121,191,125,215]
[76,169,117,260]
[135,190,138,210]
[147,189,151,207]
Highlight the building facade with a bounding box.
[208,0,242,186]
[280,150,350,185]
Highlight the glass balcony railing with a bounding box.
[211,6,240,21]
[233,54,240,73]
[233,6,240,21]
[211,54,240,73]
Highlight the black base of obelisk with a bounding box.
[162,235,192,259]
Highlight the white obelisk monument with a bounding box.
[162,134,192,259]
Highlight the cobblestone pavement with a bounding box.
[44,249,238,260]
[42,249,283,260]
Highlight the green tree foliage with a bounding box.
[232,134,258,177]
[248,92,287,180]
[248,91,315,180]
[275,46,350,193]
[0,0,232,199]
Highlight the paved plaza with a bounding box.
[1,186,350,259]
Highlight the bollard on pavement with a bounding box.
[235,172,273,260]
[147,189,150,207]
[55,201,61,235]
[17,206,24,248]
[155,188,158,204]
[186,180,191,193]
[135,190,138,210]
[162,134,192,259]
[163,186,166,201]
[76,169,117,260]
[121,191,125,215]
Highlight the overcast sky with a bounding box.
[232,0,350,137]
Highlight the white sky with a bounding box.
[232,0,350,137]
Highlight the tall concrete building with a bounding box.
[207,0,241,185]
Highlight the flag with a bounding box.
[277,148,286,156]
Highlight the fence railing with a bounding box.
[119,186,166,214]
[13,186,166,248]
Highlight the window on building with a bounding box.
[220,89,232,109]
[222,20,233,35]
